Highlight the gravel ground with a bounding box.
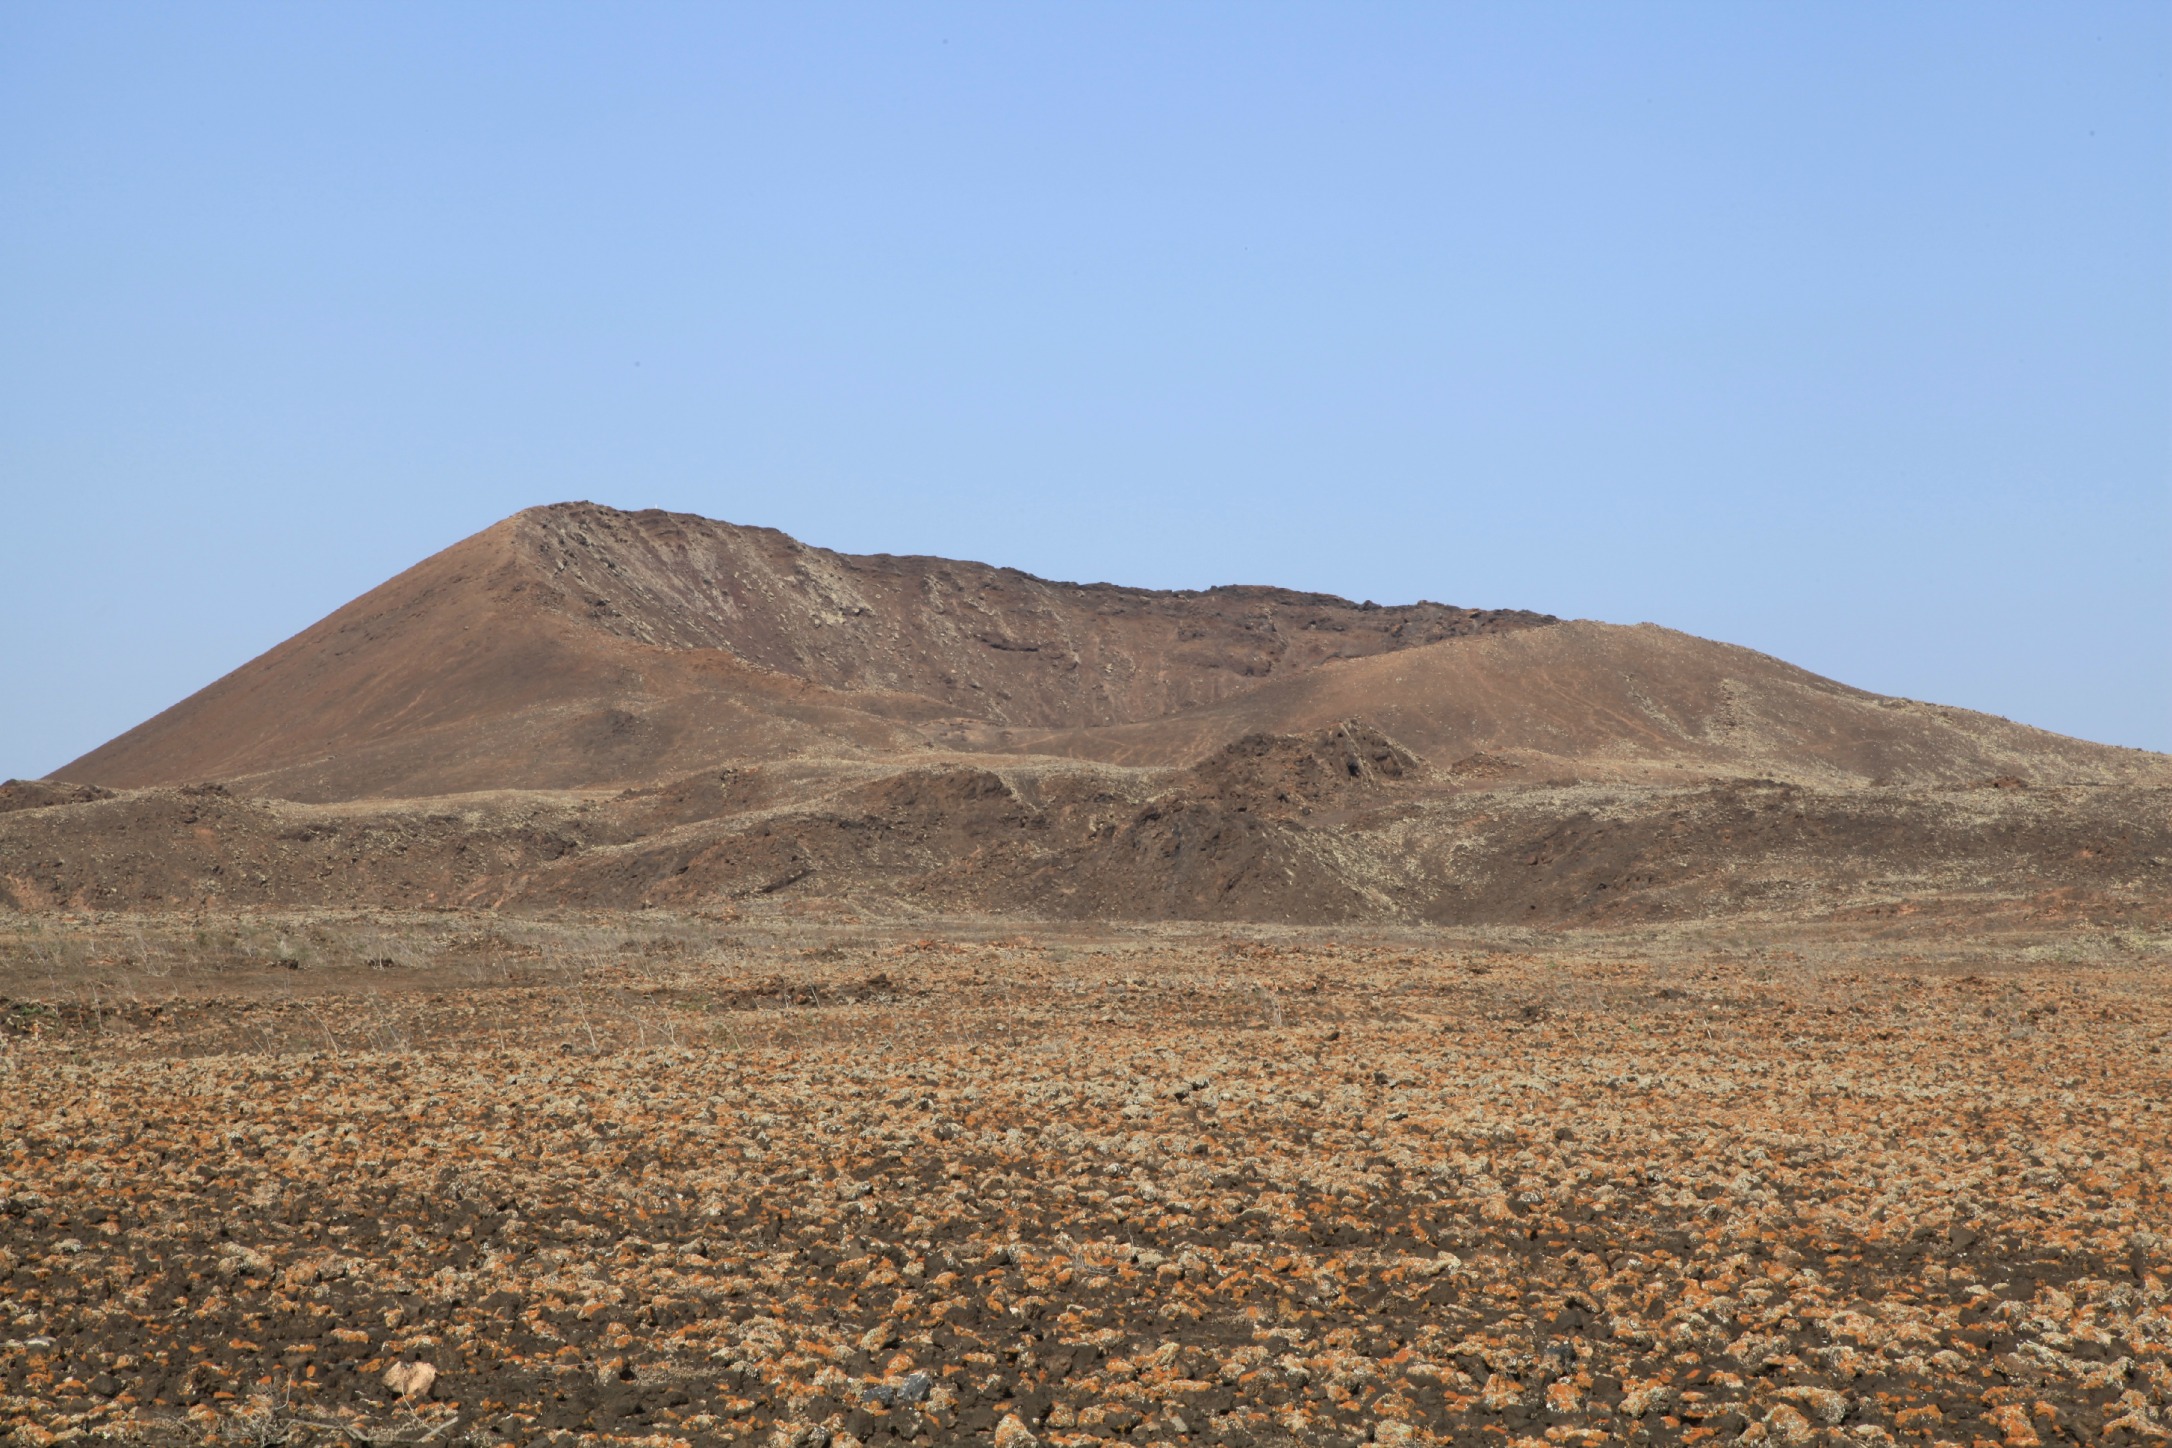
[2,921,2169,1447]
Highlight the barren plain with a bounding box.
[3,911,2170,1448]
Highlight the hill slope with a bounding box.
[60,502,1551,800]
[997,620,2166,789]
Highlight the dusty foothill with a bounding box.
[3,912,2170,1448]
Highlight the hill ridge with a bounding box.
[59,501,1554,798]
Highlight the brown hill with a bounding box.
[14,501,2169,927]
[59,502,1551,801]
[996,620,2168,789]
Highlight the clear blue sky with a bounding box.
[3,1,2167,777]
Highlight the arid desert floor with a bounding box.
[2,912,2169,1447]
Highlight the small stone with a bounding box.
[383,1360,437,1400]
[1764,1402,1813,1445]
[1985,1404,2042,1447]
[1779,1386,1849,1425]
[861,1372,929,1408]
[993,1415,1038,1448]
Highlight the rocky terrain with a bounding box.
[3,734,2165,929]
[2,914,2169,1447]
[4,505,2168,1445]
